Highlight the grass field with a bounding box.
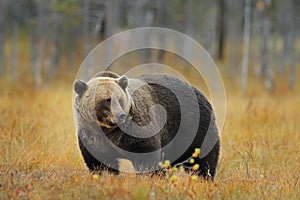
[0,76,299,199]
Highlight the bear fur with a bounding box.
[73,71,220,179]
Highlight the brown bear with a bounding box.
[73,71,220,179]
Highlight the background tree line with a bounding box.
[0,0,299,92]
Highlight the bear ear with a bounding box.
[74,80,88,96]
[117,76,128,90]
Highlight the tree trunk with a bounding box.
[260,0,274,91]
[202,0,217,58]
[104,0,121,67]
[104,0,120,38]
[93,13,105,43]
[31,1,46,87]
[241,0,251,95]
[226,0,243,77]
[287,31,296,89]
[156,0,165,62]
[0,0,5,76]
[183,0,194,68]
[126,0,150,63]
[10,2,20,80]
[217,0,226,61]
[277,0,296,88]
[52,12,61,74]
[83,0,90,57]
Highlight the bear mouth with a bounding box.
[97,118,117,129]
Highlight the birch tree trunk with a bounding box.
[260,0,274,91]
[93,13,105,44]
[31,1,46,87]
[241,0,251,95]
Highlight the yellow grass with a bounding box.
[0,75,299,199]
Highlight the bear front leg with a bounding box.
[78,130,119,174]
[130,150,161,173]
[128,139,162,174]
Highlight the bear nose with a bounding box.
[118,112,126,122]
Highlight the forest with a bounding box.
[0,0,299,199]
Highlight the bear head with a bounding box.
[74,75,132,130]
